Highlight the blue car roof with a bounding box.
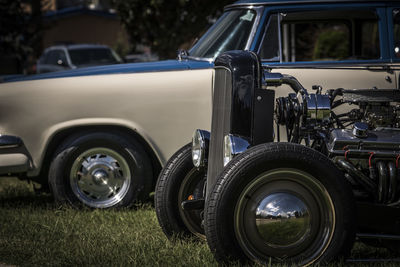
[231,0,399,7]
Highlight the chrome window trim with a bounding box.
[244,6,265,51]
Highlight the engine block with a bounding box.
[327,127,400,155]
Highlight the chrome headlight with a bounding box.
[192,129,210,168]
[223,134,250,166]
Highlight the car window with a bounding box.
[189,9,257,59]
[68,48,120,66]
[43,51,54,64]
[260,9,380,62]
[259,14,280,61]
[393,9,400,58]
[44,50,67,65]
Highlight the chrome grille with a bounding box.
[206,67,232,198]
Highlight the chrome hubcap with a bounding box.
[256,193,311,247]
[235,168,335,265]
[92,169,109,185]
[70,148,131,208]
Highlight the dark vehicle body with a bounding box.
[212,49,399,246]
[155,0,400,265]
[158,49,400,265]
[36,44,122,73]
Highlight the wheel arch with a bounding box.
[32,120,163,188]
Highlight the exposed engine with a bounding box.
[274,82,400,206]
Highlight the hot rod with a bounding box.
[155,50,400,265]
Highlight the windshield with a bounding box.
[69,48,121,67]
[189,9,257,60]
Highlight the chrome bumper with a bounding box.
[0,135,30,174]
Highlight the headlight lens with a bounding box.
[223,134,250,166]
[192,129,210,168]
[223,135,234,167]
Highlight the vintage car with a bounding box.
[1,0,399,209]
[155,50,400,265]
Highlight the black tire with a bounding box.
[155,143,205,239]
[49,131,152,208]
[205,143,356,265]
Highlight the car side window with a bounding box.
[44,51,56,65]
[259,14,280,61]
[260,9,380,62]
[45,50,67,66]
[393,9,400,58]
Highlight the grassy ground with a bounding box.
[0,177,399,267]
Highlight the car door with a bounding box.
[257,4,396,99]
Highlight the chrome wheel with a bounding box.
[205,144,355,265]
[234,168,335,265]
[70,147,131,208]
[178,168,205,237]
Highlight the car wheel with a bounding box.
[205,143,356,265]
[49,132,152,208]
[155,144,205,238]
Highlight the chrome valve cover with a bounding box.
[327,127,400,155]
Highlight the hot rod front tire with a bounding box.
[155,144,205,239]
[48,132,152,208]
[205,143,356,265]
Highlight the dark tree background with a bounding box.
[111,0,233,59]
[0,0,28,73]
[0,0,43,74]
[0,0,234,73]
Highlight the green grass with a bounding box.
[0,177,399,267]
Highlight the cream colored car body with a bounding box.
[270,67,397,96]
[0,69,213,177]
[1,64,396,177]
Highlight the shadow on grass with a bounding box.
[348,242,400,265]
[0,188,54,210]
[0,193,54,207]
[0,177,156,210]
[0,177,56,210]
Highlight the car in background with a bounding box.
[36,44,122,73]
[0,0,399,210]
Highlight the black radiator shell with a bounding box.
[206,51,275,197]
